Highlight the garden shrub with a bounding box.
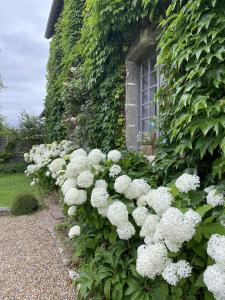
[11,193,39,216]
[0,152,13,163]
[0,162,26,174]
[25,142,225,300]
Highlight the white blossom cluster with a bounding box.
[162,260,192,285]
[107,201,135,240]
[205,188,225,207]
[175,173,200,193]
[204,234,225,300]
[26,143,225,297]
[114,175,150,200]
[24,140,75,185]
[109,164,121,178]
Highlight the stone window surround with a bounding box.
[125,26,157,151]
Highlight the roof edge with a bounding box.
[45,0,64,39]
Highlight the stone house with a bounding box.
[45,0,163,151]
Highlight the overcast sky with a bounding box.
[0,0,52,125]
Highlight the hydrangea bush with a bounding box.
[25,143,225,300]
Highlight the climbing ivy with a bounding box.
[44,0,169,149]
[155,0,225,182]
[45,0,85,142]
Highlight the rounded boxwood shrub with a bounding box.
[11,194,39,216]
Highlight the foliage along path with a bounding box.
[0,210,74,300]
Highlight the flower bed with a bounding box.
[24,142,225,300]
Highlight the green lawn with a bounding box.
[0,173,43,208]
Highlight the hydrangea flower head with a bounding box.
[175,173,200,193]
[114,175,132,194]
[107,201,129,227]
[206,189,225,207]
[109,164,121,178]
[68,225,80,239]
[203,264,225,300]
[162,260,192,285]
[77,170,94,188]
[207,234,225,268]
[68,205,77,216]
[88,149,106,165]
[136,243,168,279]
[117,222,135,240]
[146,187,173,215]
[132,207,149,227]
[107,150,122,162]
[91,187,109,208]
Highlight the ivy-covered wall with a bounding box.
[44,0,168,148]
[45,0,85,142]
[45,0,225,180]
[156,0,225,183]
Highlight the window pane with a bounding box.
[142,120,149,132]
[142,90,148,104]
[142,75,148,90]
[150,56,156,71]
[149,104,156,117]
[142,62,148,76]
[150,71,156,86]
[142,105,148,119]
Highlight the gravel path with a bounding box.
[0,210,75,300]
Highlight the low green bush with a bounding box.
[0,152,13,163]
[11,193,39,216]
[0,162,27,174]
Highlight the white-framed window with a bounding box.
[140,55,163,133]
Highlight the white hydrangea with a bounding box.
[132,207,149,227]
[97,206,109,217]
[77,170,94,188]
[91,187,109,208]
[68,205,77,216]
[124,179,150,200]
[107,150,122,162]
[162,260,192,285]
[206,189,225,207]
[46,171,50,177]
[24,152,29,162]
[68,225,80,239]
[185,209,202,226]
[117,222,135,240]
[140,214,160,238]
[137,194,149,207]
[48,158,65,176]
[55,175,65,187]
[88,149,106,165]
[207,234,225,268]
[157,207,200,252]
[61,178,77,195]
[146,187,173,215]
[107,201,129,227]
[64,188,87,206]
[204,185,215,193]
[175,173,200,193]
[109,164,121,178]
[95,179,108,189]
[65,156,88,178]
[70,148,87,161]
[203,264,225,300]
[136,243,168,279]
[114,175,132,194]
